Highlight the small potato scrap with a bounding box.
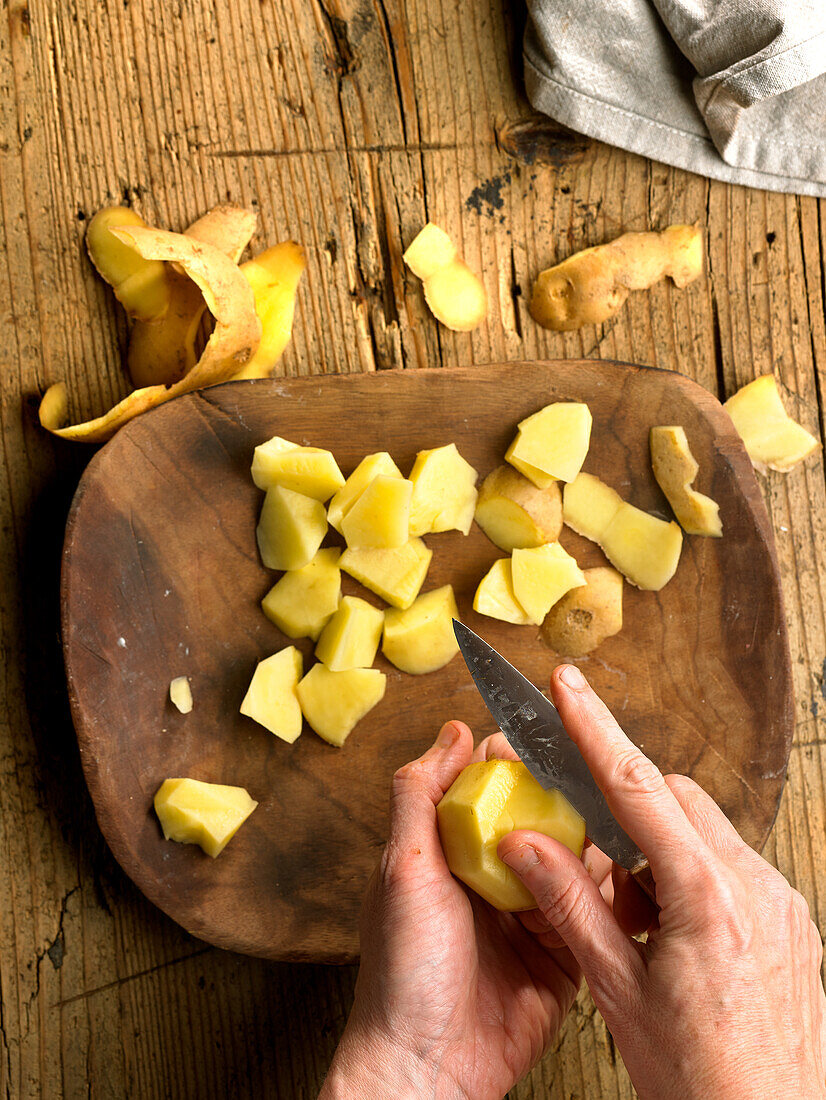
[723,374,820,474]
[40,227,261,443]
[650,426,722,537]
[233,241,307,380]
[530,225,703,331]
[542,567,623,656]
[404,223,487,332]
[475,465,562,551]
[169,676,193,714]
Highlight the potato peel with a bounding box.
[40,227,261,443]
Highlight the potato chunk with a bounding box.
[169,676,193,714]
[382,586,460,675]
[256,485,327,571]
[154,778,258,858]
[511,543,586,625]
[506,402,592,485]
[503,441,557,490]
[296,665,386,747]
[408,443,478,536]
[341,475,413,549]
[437,760,585,910]
[251,436,345,501]
[261,548,341,641]
[473,558,532,625]
[723,374,820,474]
[315,596,384,671]
[650,426,722,536]
[340,538,432,609]
[475,465,562,551]
[563,473,682,590]
[403,223,487,332]
[327,452,403,533]
[542,567,623,656]
[240,646,303,743]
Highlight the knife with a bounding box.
[453,620,657,902]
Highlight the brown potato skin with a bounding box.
[475,465,562,551]
[542,566,623,656]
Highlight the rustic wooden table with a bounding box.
[2,1,824,1096]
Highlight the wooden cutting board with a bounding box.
[61,360,793,962]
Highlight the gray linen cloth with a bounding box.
[524,0,826,195]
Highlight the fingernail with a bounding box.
[559,664,586,690]
[500,843,540,871]
[437,721,460,749]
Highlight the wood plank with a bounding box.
[0,0,822,1094]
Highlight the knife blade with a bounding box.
[453,620,651,881]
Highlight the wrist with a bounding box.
[319,1024,461,1100]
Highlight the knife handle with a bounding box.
[631,862,658,906]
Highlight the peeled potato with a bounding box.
[296,665,387,747]
[473,558,532,625]
[240,646,304,743]
[256,485,327,571]
[408,443,478,536]
[340,538,432,610]
[261,547,341,641]
[510,543,586,625]
[382,586,460,675]
[154,778,258,858]
[252,436,345,500]
[327,452,403,533]
[341,475,413,549]
[315,596,384,671]
[506,402,592,485]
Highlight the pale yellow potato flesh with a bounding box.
[233,241,307,380]
[503,440,558,490]
[723,374,820,473]
[169,676,193,714]
[340,538,432,609]
[529,225,703,331]
[650,426,722,536]
[473,558,532,625]
[542,566,623,656]
[261,547,341,640]
[86,206,170,322]
[327,452,403,533]
[251,436,345,500]
[404,223,487,332]
[408,443,478,536]
[563,473,682,590]
[403,222,457,280]
[437,760,585,911]
[240,646,304,743]
[506,402,592,485]
[296,665,387,747]
[154,778,258,858]
[382,585,460,675]
[511,543,586,625]
[315,596,384,671]
[475,465,563,551]
[341,475,413,549]
[256,485,327,571]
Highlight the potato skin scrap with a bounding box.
[475,464,562,552]
[530,225,702,332]
[404,223,487,332]
[542,567,623,656]
[650,426,722,537]
[723,374,820,474]
[85,206,170,322]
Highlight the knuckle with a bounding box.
[536,875,593,939]
[606,748,664,800]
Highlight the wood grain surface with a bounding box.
[1,0,824,1095]
[61,361,792,961]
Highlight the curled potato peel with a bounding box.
[40,227,261,443]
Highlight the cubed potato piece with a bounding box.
[437,760,585,910]
[650,426,722,536]
[240,646,303,743]
[315,596,384,671]
[340,538,432,609]
[511,543,586,625]
[256,485,327,571]
[403,223,457,280]
[261,548,341,641]
[404,224,487,332]
[563,472,623,541]
[408,443,478,536]
[251,436,345,501]
[154,778,258,858]
[542,567,623,656]
[327,452,403,533]
[169,676,193,714]
[503,440,558,490]
[382,585,460,675]
[473,558,532,625]
[506,403,592,485]
[296,664,386,747]
[564,473,682,590]
[475,465,562,551]
[723,374,820,473]
[341,475,413,549]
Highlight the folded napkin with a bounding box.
[524,0,826,195]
